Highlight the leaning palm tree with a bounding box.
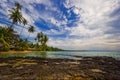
[27,25,35,40]
[9,2,27,32]
[8,2,27,49]
[9,2,28,36]
[9,2,23,28]
[20,18,28,37]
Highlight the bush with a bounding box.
[14,47,24,51]
[2,46,10,51]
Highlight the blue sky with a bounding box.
[0,0,120,50]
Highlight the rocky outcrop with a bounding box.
[0,57,120,80]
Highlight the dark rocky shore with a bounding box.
[0,57,120,80]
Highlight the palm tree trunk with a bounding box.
[27,32,30,40]
[20,26,24,37]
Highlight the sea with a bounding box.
[0,50,120,60]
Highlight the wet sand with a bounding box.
[0,57,120,80]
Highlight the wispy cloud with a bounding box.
[0,0,120,50]
[48,0,120,50]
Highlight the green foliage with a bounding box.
[0,26,63,51]
[27,25,35,40]
[9,2,27,27]
[0,2,63,51]
[14,46,24,51]
[0,35,9,47]
[0,36,10,51]
[15,39,29,51]
[28,25,35,33]
[35,32,49,51]
[46,46,63,51]
[2,46,10,51]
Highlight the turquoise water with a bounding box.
[0,51,120,60]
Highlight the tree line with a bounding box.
[0,2,63,51]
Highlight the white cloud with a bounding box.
[64,0,119,25]
[48,34,120,50]
[48,0,120,50]
[69,24,103,37]
[48,17,67,27]
[0,0,60,39]
[22,10,35,25]
[46,29,65,35]
[0,0,120,50]
[0,23,7,27]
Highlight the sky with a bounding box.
[0,0,120,50]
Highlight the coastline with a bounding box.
[0,50,33,54]
[0,50,64,54]
[0,56,120,80]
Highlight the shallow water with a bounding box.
[0,51,120,60]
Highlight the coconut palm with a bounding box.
[9,2,23,27]
[36,32,43,43]
[9,2,27,30]
[15,2,22,10]
[0,26,19,51]
[27,25,35,40]
[23,18,28,26]
[42,35,48,51]
[20,18,28,37]
[44,35,48,44]
[36,32,48,51]
[35,32,43,49]
[8,2,28,49]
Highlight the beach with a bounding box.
[0,56,120,80]
[0,0,120,80]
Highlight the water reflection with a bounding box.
[0,51,120,60]
[37,52,47,58]
[22,51,47,58]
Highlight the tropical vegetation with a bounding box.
[0,2,63,51]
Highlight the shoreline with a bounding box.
[0,56,120,80]
[0,50,64,54]
[0,50,33,53]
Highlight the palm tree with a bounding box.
[9,2,23,28]
[27,25,35,40]
[0,26,19,51]
[36,32,43,43]
[15,2,22,10]
[8,2,28,49]
[0,27,10,49]
[44,35,48,44]
[23,19,28,26]
[18,39,28,50]
[9,8,22,27]
[36,32,48,51]
[35,32,43,49]
[42,35,48,51]
[20,18,28,37]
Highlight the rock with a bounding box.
[0,63,8,66]
[91,69,105,73]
